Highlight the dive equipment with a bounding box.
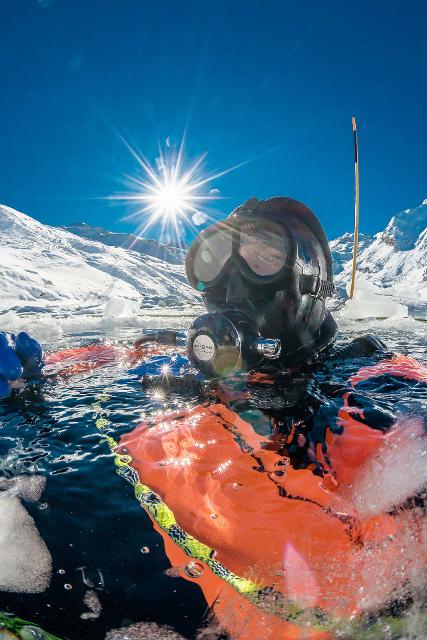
[186,197,337,376]
[187,311,282,377]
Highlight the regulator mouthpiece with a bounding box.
[187,312,282,378]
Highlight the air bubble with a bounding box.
[58,569,65,575]
[184,561,204,578]
[64,583,72,590]
[141,546,150,554]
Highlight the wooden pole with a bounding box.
[349,116,359,300]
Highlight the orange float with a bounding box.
[108,354,427,639]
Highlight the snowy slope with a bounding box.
[329,232,373,275]
[64,223,186,265]
[330,200,427,303]
[0,205,199,318]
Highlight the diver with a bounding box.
[137,195,387,377]
[132,196,394,476]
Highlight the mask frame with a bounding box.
[186,215,298,291]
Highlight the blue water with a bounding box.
[0,322,426,639]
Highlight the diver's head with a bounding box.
[185,196,337,377]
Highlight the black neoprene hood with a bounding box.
[186,196,337,375]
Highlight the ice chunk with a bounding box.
[0,476,52,593]
[105,621,186,639]
[0,310,63,342]
[342,297,408,320]
[0,475,46,503]
[341,281,409,320]
[80,589,102,620]
[102,297,141,323]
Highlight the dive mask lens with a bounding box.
[189,218,292,289]
[192,228,233,283]
[238,222,290,276]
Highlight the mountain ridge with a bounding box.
[330,199,427,303]
[63,222,186,265]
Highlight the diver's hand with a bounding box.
[0,331,44,398]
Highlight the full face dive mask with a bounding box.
[185,197,337,378]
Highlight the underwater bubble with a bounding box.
[184,561,204,578]
[37,502,48,510]
[232,482,241,491]
[58,569,65,574]
[64,583,72,590]
[210,513,218,519]
[141,546,150,554]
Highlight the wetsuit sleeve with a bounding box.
[331,334,389,360]
[133,330,185,348]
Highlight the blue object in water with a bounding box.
[0,331,45,398]
[0,332,23,381]
[15,331,44,375]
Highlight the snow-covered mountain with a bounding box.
[330,200,427,304]
[329,232,373,274]
[0,205,199,318]
[63,223,186,265]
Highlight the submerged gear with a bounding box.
[186,197,337,377]
[108,353,427,640]
[46,337,427,639]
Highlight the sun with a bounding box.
[154,184,189,218]
[108,131,249,247]
[139,154,207,222]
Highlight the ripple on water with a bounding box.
[0,323,425,639]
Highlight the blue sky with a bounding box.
[1,0,426,243]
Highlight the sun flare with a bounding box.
[109,132,249,247]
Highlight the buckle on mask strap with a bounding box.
[300,274,334,298]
